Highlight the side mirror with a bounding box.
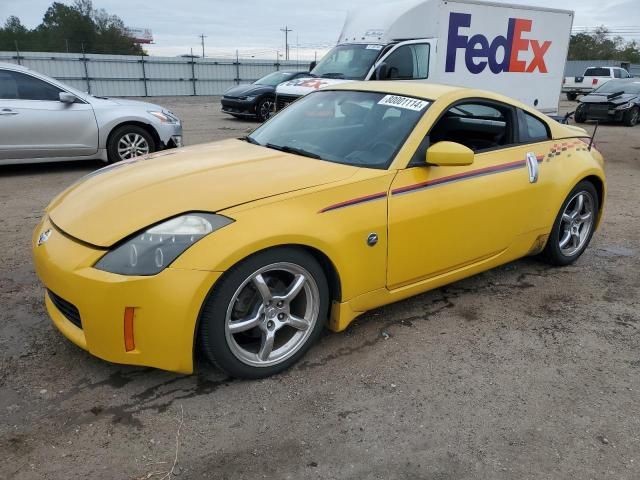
[59,92,77,104]
[374,62,388,80]
[426,141,474,166]
[309,60,317,71]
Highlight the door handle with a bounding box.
[0,108,18,115]
[526,152,539,184]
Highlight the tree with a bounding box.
[0,0,145,55]
[568,27,640,63]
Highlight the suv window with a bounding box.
[0,70,62,101]
[518,110,550,142]
[383,44,430,80]
[429,101,514,152]
[584,67,611,77]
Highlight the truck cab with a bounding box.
[276,0,573,115]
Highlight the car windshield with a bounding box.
[255,71,298,86]
[247,90,430,169]
[311,44,383,80]
[593,80,640,95]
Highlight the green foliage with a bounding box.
[0,0,146,55]
[569,27,640,63]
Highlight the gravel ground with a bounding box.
[1,97,639,480]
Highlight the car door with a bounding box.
[367,39,436,82]
[0,68,98,161]
[387,100,552,288]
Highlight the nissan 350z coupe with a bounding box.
[33,82,606,378]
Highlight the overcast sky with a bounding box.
[1,0,638,59]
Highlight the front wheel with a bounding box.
[256,97,275,122]
[198,248,329,378]
[623,106,639,127]
[574,109,587,123]
[541,181,599,266]
[107,125,155,163]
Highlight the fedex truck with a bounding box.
[276,0,573,114]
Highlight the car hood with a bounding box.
[276,77,353,96]
[579,93,638,106]
[223,84,272,97]
[47,139,358,247]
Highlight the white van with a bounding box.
[276,0,573,115]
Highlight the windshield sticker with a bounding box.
[366,44,383,50]
[378,95,430,111]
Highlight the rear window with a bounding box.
[584,68,611,77]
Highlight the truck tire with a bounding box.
[623,106,639,127]
[566,92,578,101]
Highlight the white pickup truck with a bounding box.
[562,66,632,100]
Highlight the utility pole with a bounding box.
[199,34,207,58]
[280,26,292,60]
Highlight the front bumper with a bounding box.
[155,121,183,149]
[578,104,630,122]
[220,97,257,117]
[32,217,221,374]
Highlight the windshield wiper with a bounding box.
[242,135,261,145]
[265,143,322,159]
[320,72,345,79]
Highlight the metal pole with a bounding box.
[14,40,21,65]
[235,50,240,85]
[190,50,197,96]
[199,34,207,58]
[280,26,292,61]
[81,42,90,94]
[140,55,148,97]
[276,50,280,70]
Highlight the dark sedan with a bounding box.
[221,71,308,121]
[575,79,640,127]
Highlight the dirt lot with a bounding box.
[1,97,639,480]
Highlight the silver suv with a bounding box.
[0,63,182,165]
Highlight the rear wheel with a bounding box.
[107,125,155,163]
[541,181,599,266]
[566,92,578,101]
[198,247,329,378]
[623,106,639,127]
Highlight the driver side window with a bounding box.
[383,44,430,80]
[428,101,515,152]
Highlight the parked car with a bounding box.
[33,82,605,378]
[574,79,640,126]
[221,70,309,121]
[0,62,182,165]
[563,66,632,101]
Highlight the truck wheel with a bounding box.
[574,109,587,123]
[107,125,156,163]
[623,106,639,127]
[566,92,578,101]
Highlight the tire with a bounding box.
[541,181,599,266]
[623,106,639,127]
[574,109,587,124]
[566,92,578,101]
[107,125,155,163]
[256,96,275,122]
[198,247,329,378]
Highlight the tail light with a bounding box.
[592,78,598,85]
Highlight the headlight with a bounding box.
[148,110,180,124]
[245,96,257,101]
[95,213,233,275]
[616,102,634,110]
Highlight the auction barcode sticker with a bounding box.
[378,95,430,111]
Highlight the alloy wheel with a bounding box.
[117,133,150,160]
[259,99,275,121]
[558,190,595,256]
[224,262,320,367]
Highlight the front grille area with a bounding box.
[48,290,82,329]
[275,94,300,111]
[585,104,611,119]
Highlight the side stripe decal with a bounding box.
[319,154,544,213]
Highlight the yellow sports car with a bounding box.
[33,82,605,378]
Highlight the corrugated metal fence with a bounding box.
[0,51,310,97]
[565,60,640,77]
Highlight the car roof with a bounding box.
[0,62,29,71]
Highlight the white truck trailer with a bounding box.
[276,0,573,115]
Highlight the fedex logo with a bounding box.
[445,12,552,74]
